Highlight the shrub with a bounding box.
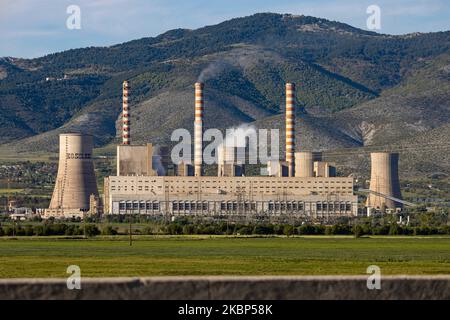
[84,224,100,237]
[314,225,326,235]
[48,224,68,236]
[283,225,295,237]
[402,227,414,235]
[101,225,118,236]
[440,226,450,235]
[237,226,253,235]
[273,225,285,235]
[253,224,274,235]
[3,227,14,236]
[182,225,195,235]
[167,223,183,235]
[298,225,325,235]
[14,226,25,236]
[352,225,365,238]
[24,226,34,236]
[65,225,81,236]
[197,225,218,235]
[373,225,390,235]
[415,226,432,235]
[33,225,46,236]
[389,224,401,236]
[328,224,352,235]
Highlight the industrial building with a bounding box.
[102,82,359,221]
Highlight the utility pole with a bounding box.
[82,210,87,239]
[6,176,11,214]
[129,210,133,246]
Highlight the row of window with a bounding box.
[118,202,160,211]
[114,201,352,213]
[317,203,352,212]
[111,186,352,192]
[111,179,351,184]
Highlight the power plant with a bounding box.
[102,81,360,222]
[44,133,100,218]
[44,81,405,221]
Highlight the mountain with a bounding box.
[0,13,449,177]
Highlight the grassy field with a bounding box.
[0,188,25,195]
[1,236,450,278]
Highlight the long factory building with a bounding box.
[102,82,359,219]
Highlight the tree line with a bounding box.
[1,222,449,237]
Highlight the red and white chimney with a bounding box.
[194,82,204,176]
[286,83,296,177]
[122,81,130,145]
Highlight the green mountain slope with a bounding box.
[0,13,449,170]
[330,54,450,146]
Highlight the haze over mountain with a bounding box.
[0,13,449,177]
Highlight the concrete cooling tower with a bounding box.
[46,133,99,218]
[367,152,402,210]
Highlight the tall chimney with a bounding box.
[194,82,204,176]
[286,83,295,177]
[122,81,130,145]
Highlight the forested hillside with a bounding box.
[0,13,449,177]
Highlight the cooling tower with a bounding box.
[122,81,130,145]
[368,152,402,210]
[285,83,296,177]
[194,82,204,177]
[295,152,314,177]
[49,133,99,212]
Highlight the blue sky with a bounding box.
[1,0,449,58]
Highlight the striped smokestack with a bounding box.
[286,83,295,177]
[194,82,204,176]
[122,81,130,145]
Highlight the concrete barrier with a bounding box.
[0,276,449,300]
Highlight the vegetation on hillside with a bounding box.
[0,13,448,147]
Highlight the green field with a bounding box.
[0,236,450,278]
